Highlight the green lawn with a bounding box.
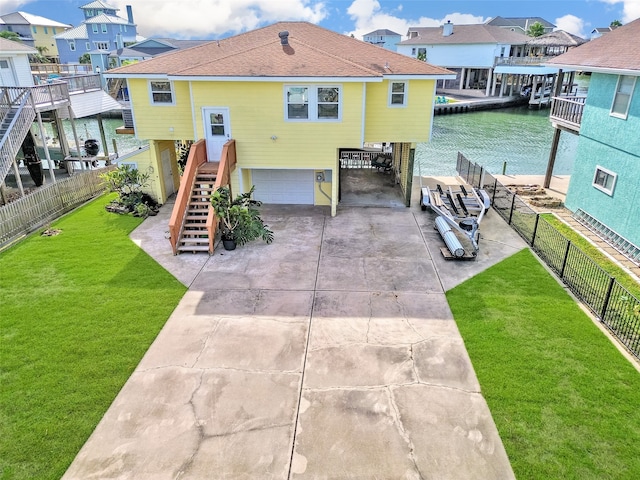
[0,195,187,480]
[541,214,640,298]
[447,249,640,480]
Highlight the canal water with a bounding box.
[37,106,576,176]
[36,117,147,159]
[415,105,578,176]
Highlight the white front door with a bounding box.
[203,107,230,161]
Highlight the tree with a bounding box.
[30,46,51,64]
[0,31,21,42]
[610,20,622,28]
[527,21,545,37]
[79,53,91,64]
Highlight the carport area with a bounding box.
[62,176,526,479]
[339,166,405,207]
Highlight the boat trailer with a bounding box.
[420,181,491,259]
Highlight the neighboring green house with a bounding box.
[547,18,640,258]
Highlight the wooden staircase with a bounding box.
[175,163,218,253]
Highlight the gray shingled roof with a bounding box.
[363,29,401,37]
[546,18,640,72]
[399,24,529,45]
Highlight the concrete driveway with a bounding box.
[63,189,526,479]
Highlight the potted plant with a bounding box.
[210,185,274,250]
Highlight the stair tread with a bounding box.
[177,245,210,252]
[180,237,209,243]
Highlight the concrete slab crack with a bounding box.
[191,318,221,368]
[387,386,425,480]
[174,370,205,479]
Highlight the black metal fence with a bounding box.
[456,153,640,360]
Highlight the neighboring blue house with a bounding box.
[362,29,401,51]
[547,18,640,254]
[53,1,139,66]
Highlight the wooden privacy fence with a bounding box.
[0,166,113,249]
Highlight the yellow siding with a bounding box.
[32,30,60,57]
[128,79,194,140]
[117,146,161,200]
[364,80,435,143]
[189,81,363,169]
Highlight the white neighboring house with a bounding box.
[0,37,36,86]
[397,21,562,97]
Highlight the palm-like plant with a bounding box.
[210,186,274,246]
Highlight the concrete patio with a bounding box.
[62,178,527,479]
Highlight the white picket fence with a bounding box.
[0,166,114,249]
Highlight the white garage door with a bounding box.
[252,169,315,204]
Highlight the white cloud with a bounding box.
[109,0,328,39]
[598,0,640,23]
[345,0,484,40]
[0,0,30,12]
[555,14,586,38]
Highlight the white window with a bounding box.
[92,24,98,33]
[44,27,49,34]
[86,42,91,50]
[53,28,57,34]
[32,26,37,34]
[95,41,109,50]
[101,24,107,33]
[389,81,407,106]
[149,80,174,104]
[69,41,76,51]
[611,75,636,119]
[592,166,617,196]
[411,47,416,55]
[285,85,341,121]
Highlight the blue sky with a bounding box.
[3,0,639,40]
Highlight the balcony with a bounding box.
[549,95,586,132]
[495,55,553,67]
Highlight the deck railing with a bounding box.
[206,139,237,253]
[495,55,553,66]
[339,150,374,168]
[0,90,36,184]
[168,139,237,255]
[550,95,586,131]
[64,74,102,94]
[168,139,208,255]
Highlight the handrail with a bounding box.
[0,90,36,183]
[206,139,237,253]
[168,139,207,255]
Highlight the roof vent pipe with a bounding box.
[279,31,289,45]
[443,20,453,36]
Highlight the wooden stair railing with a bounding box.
[168,139,207,255]
[169,139,237,255]
[206,139,237,253]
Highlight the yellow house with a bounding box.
[105,22,454,253]
[0,11,71,61]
